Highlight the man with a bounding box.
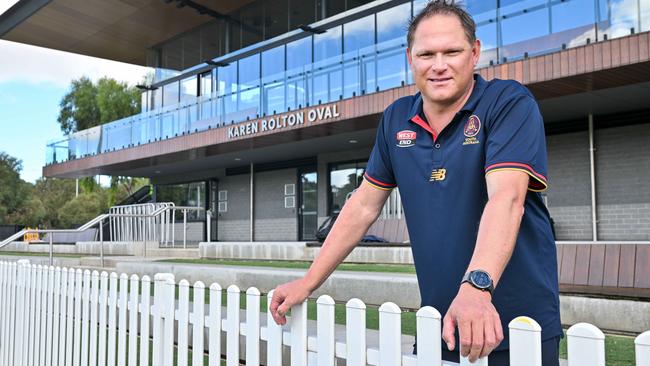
[270,1,562,365]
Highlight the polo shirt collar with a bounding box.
[408,73,488,123]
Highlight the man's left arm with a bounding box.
[441,169,529,362]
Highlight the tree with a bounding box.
[0,152,32,225]
[57,192,108,229]
[56,76,142,134]
[33,177,77,228]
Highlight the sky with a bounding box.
[0,39,149,183]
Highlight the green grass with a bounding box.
[0,251,84,258]
[158,258,417,274]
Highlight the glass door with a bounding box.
[298,167,318,241]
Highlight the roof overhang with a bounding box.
[0,0,252,66]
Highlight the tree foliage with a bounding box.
[57,76,141,134]
[0,152,32,225]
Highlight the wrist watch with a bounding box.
[461,269,494,294]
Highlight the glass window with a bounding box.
[162,81,179,107]
[217,63,238,123]
[200,71,212,97]
[161,38,183,71]
[313,25,342,104]
[200,21,222,61]
[500,1,550,60]
[377,3,410,91]
[156,182,206,220]
[180,76,197,104]
[413,0,428,15]
[602,0,639,39]
[238,54,261,120]
[286,36,312,110]
[343,15,375,98]
[289,0,315,30]
[227,16,241,53]
[469,0,498,67]
[264,0,289,39]
[326,0,345,18]
[551,0,596,49]
[643,0,650,32]
[152,87,162,110]
[262,45,286,115]
[182,33,201,69]
[329,161,367,214]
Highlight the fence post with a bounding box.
[316,295,335,366]
[28,264,39,366]
[208,283,223,366]
[183,208,187,249]
[346,298,366,366]
[152,273,175,366]
[509,316,542,366]
[378,302,401,366]
[291,299,308,366]
[226,285,240,366]
[567,323,606,366]
[416,306,442,366]
[117,273,129,365]
[635,331,650,366]
[88,271,99,366]
[44,266,55,366]
[192,281,205,366]
[266,290,282,366]
[80,270,91,366]
[246,287,261,366]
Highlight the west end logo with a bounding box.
[396,130,416,148]
[463,115,481,146]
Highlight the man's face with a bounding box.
[407,14,480,107]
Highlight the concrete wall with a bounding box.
[253,169,298,241]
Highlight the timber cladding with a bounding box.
[557,243,650,299]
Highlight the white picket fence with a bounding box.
[1,260,649,366]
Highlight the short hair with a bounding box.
[407,0,477,50]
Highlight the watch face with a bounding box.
[470,271,492,289]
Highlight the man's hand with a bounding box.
[269,278,313,325]
[442,284,504,362]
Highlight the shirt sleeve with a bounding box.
[484,93,549,192]
[364,113,397,191]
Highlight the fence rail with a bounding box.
[1,259,649,366]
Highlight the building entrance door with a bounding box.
[298,167,318,241]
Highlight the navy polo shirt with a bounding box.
[364,74,561,351]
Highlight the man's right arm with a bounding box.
[269,180,391,325]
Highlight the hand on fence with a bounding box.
[269,278,313,326]
[442,284,504,362]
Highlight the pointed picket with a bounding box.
[567,323,606,366]
[226,285,240,366]
[346,298,367,366]
[97,272,109,366]
[106,272,118,366]
[117,274,129,366]
[128,275,139,366]
[291,299,308,366]
[58,267,70,366]
[266,290,283,366]
[246,287,261,366]
[89,271,100,366]
[163,275,176,366]
[80,270,92,366]
[45,266,56,366]
[18,259,32,366]
[416,306,442,366]
[208,283,222,366]
[191,281,205,366]
[635,331,650,366]
[177,279,190,366]
[51,266,61,366]
[378,302,401,366]
[509,316,542,366]
[72,269,83,366]
[316,295,335,366]
[28,264,39,366]
[0,262,7,365]
[152,273,175,366]
[139,275,151,366]
[65,267,75,366]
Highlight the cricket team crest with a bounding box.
[463,115,481,145]
[396,130,417,148]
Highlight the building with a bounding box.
[2,0,650,248]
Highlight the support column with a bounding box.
[250,162,255,242]
[589,114,598,241]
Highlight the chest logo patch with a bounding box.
[463,115,481,146]
[396,130,417,148]
[430,168,447,182]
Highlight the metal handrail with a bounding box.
[0,205,204,266]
